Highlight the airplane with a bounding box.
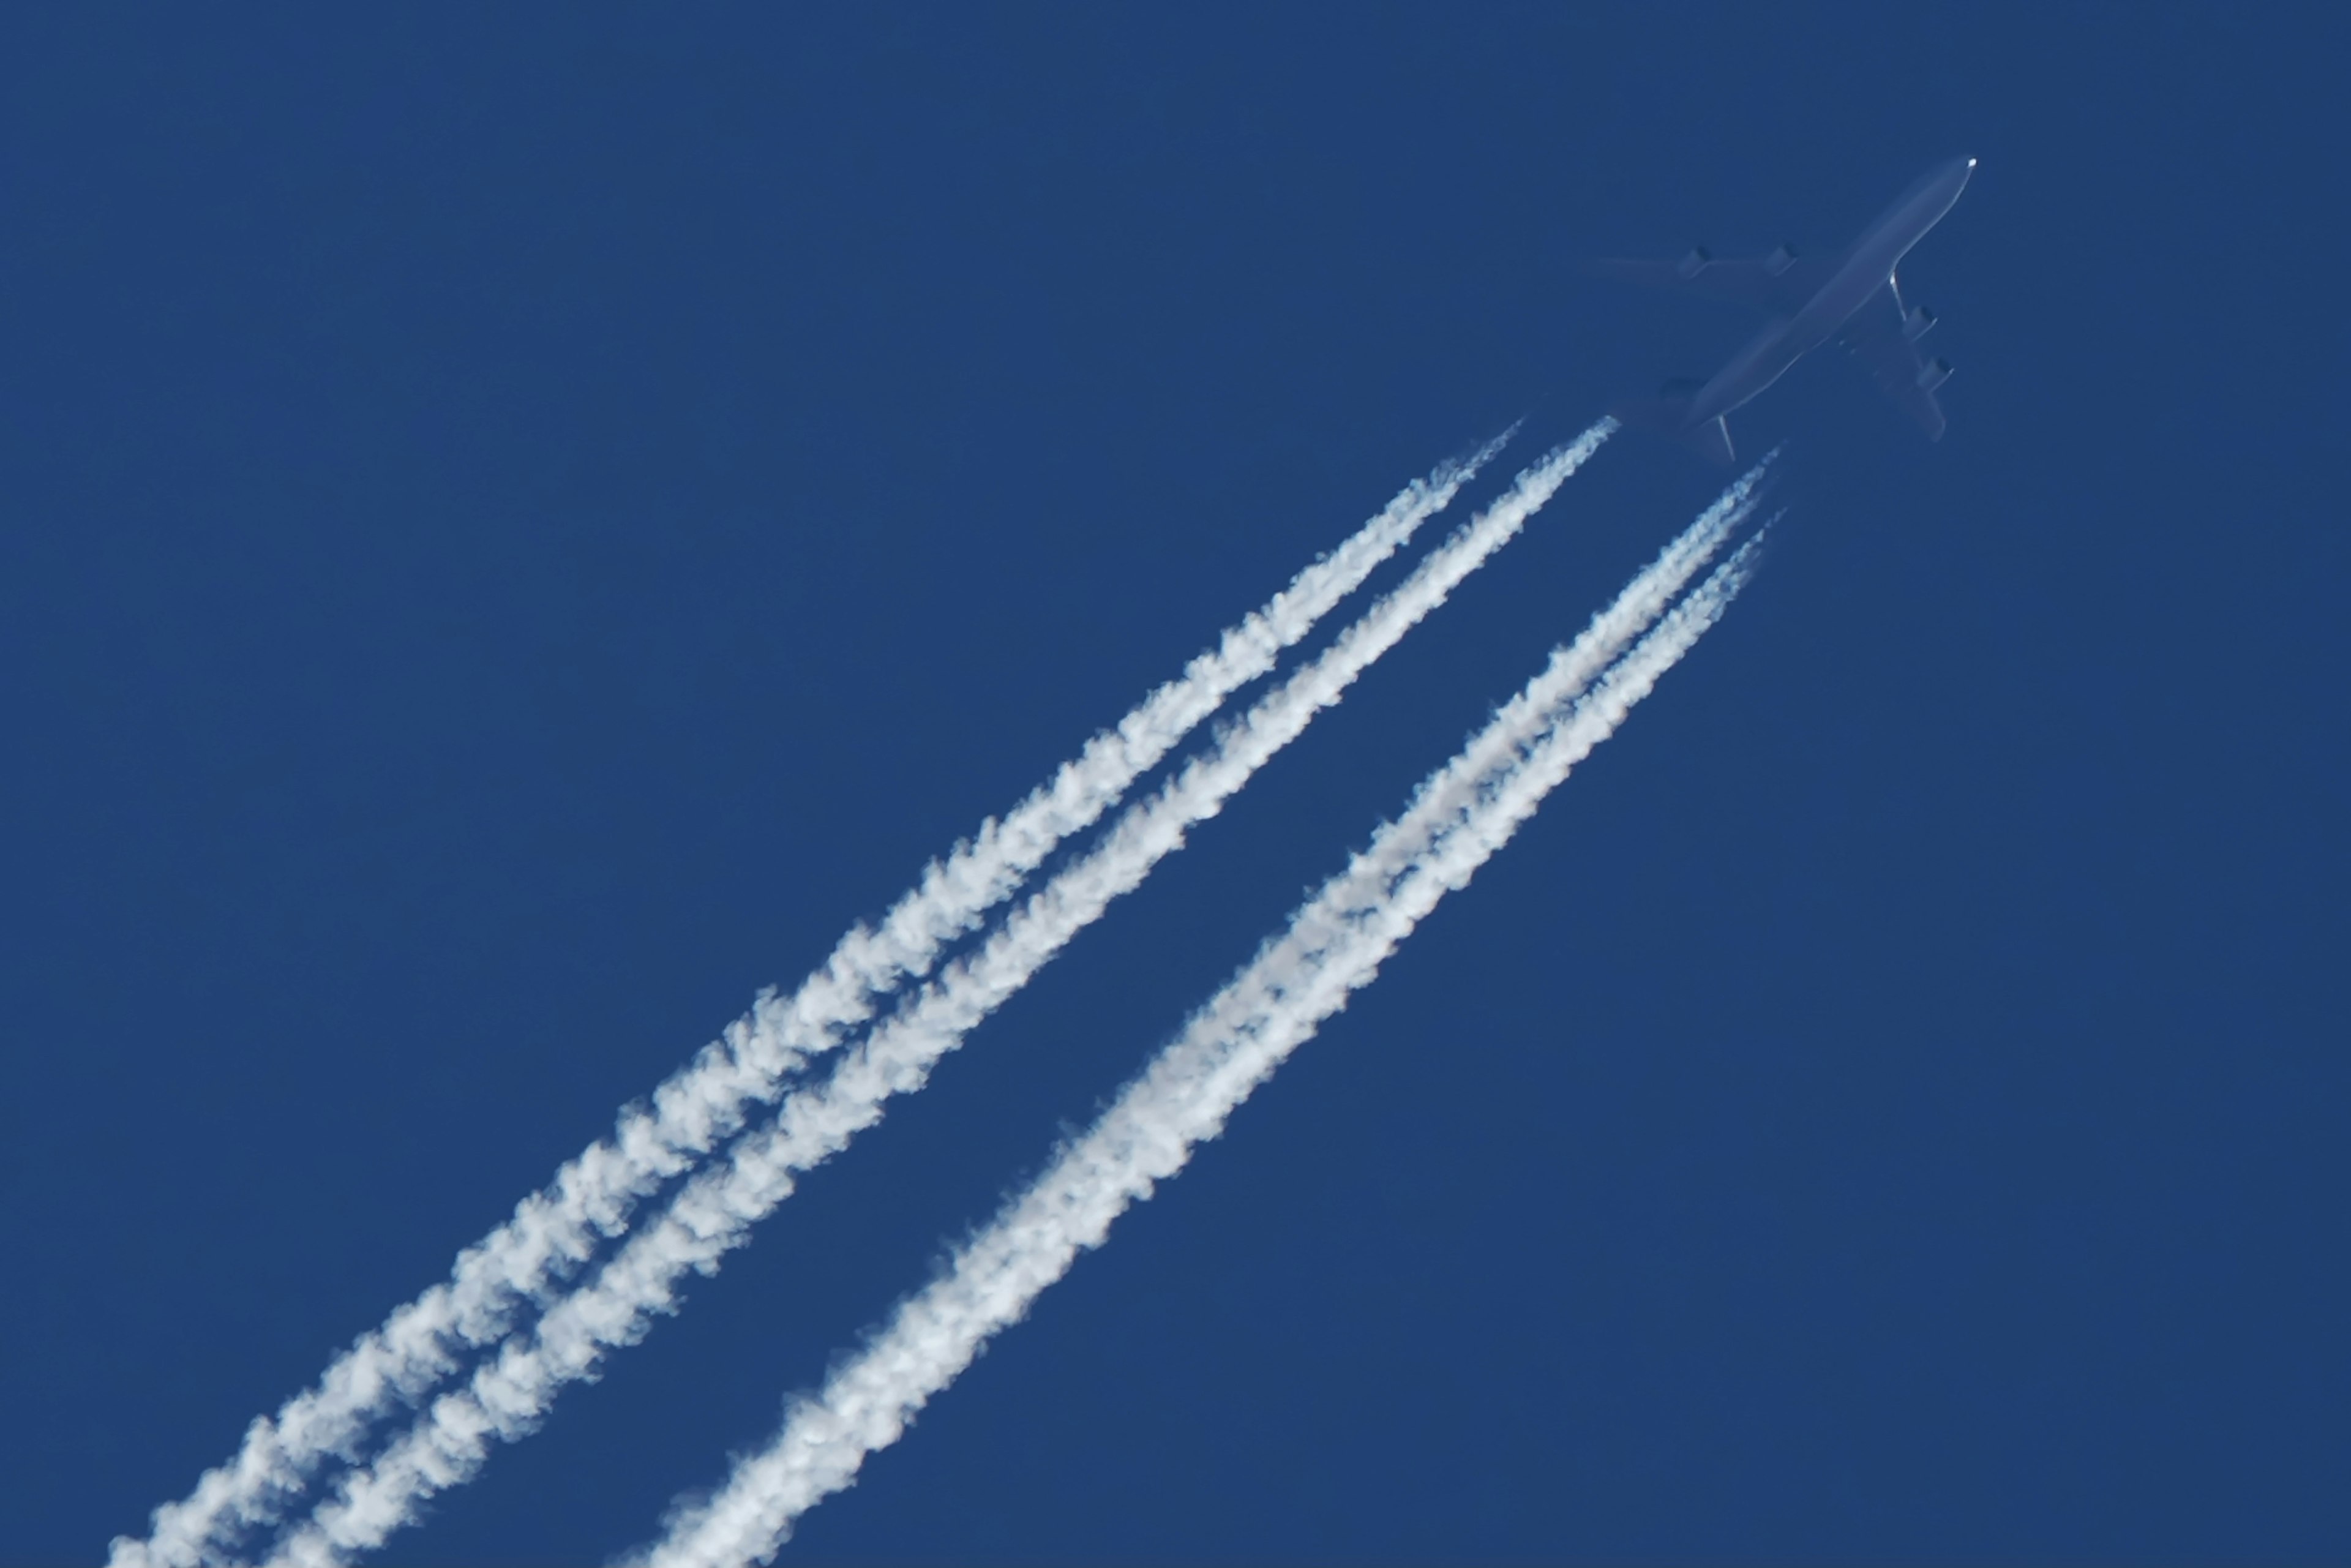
[1593,157,1976,462]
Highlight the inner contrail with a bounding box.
[263,425,1621,1567]
[632,489,1769,1568]
[110,435,1516,1568]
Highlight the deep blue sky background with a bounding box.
[6,7,2345,1563]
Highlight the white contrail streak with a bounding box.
[264,424,1622,1567]
[636,493,1769,1568]
[111,435,1518,1568]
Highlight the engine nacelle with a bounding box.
[1915,356,1954,392]
[1764,243,1799,276]
[1675,246,1713,279]
[1903,304,1938,342]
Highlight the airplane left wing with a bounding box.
[1837,274,1951,440]
[1590,247,1832,315]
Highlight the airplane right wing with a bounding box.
[1589,246,1831,315]
[1837,274,1951,440]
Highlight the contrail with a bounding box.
[111,434,1518,1568]
[263,424,1622,1567]
[634,495,1771,1568]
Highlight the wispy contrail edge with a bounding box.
[265,426,1621,1566]
[110,432,1519,1568]
[632,496,1770,1568]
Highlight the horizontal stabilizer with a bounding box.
[1681,415,1735,465]
[1610,390,1737,465]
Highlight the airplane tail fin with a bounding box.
[1610,380,1736,465]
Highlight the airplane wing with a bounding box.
[1836,274,1951,440]
[1589,247,1832,315]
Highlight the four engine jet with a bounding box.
[1594,157,1975,462]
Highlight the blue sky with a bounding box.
[5,7,2344,1563]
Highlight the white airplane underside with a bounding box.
[1594,158,1974,461]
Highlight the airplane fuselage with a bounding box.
[1685,157,1975,430]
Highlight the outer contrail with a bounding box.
[111,435,1517,1568]
[264,425,1621,1566]
[634,490,1770,1568]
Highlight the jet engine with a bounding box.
[1764,244,1799,276]
[1903,304,1938,342]
[1674,246,1712,279]
[1915,357,1954,391]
